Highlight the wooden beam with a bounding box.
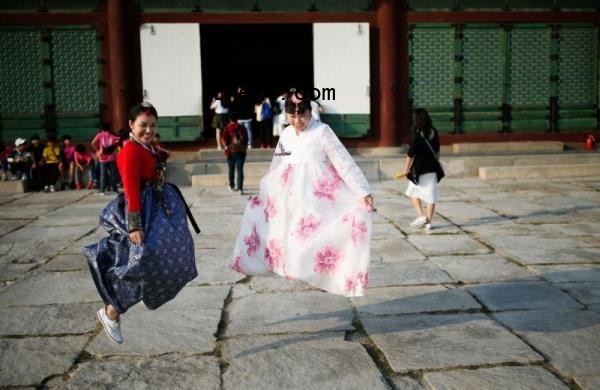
[139,12,377,25]
[0,13,100,25]
[407,11,600,24]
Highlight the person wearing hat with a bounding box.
[7,138,32,181]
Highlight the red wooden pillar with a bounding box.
[106,0,129,131]
[376,0,401,146]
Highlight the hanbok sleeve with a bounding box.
[321,126,371,198]
[269,146,283,172]
[118,144,143,232]
[269,135,285,172]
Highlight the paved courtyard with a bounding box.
[1,176,600,389]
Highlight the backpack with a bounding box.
[228,124,248,153]
[260,101,273,121]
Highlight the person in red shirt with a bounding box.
[221,113,248,195]
[73,144,93,189]
[85,102,198,344]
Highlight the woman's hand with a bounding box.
[129,230,144,245]
[363,194,374,211]
[394,170,408,180]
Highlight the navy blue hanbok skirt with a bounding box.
[84,183,197,313]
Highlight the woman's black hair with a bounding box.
[75,144,86,153]
[60,134,72,141]
[284,90,311,114]
[129,102,158,121]
[411,108,435,137]
[46,133,57,142]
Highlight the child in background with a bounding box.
[73,144,93,189]
[60,134,75,189]
[42,133,61,192]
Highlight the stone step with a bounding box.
[452,141,564,154]
[0,180,26,193]
[192,173,266,188]
[192,146,407,162]
[189,159,381,187]
[167,151,600,187]
[479,163,600,180]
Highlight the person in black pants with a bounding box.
[221,113,248,195]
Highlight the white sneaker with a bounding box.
[96,307,123,343]
[410,216,427,227]
[423,223,432,234]
[49,185,55,192]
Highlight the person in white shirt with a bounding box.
[210,91,229,150]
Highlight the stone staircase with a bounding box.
[2,141,598,192]
[163,141,600,188]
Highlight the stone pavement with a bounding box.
[1,177,600,389]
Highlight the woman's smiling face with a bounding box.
[287,110,311,133]
[129,113,157,145]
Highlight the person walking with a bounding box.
[396,108,443,233]
[221,113,248,195]
[229,92,374,297]
[84,102,199,344]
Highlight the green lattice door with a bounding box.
[462,26,504,132]
[0,28,45,140]
[0,26,101,141]
[51,28,101,140]
[508,25,551,132]
[409,23,599,134]
[557,26,598,131]
[409,25,455,133]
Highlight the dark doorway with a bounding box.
[200,24,313,136]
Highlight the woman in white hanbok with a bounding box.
[230,92,374,297]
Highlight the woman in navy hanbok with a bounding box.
[84,102,198,343]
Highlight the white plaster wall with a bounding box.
[313,23,370,114]
[139,23,203,116]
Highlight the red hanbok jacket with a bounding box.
[117,140,160,232]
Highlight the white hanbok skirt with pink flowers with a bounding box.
[230,162,373,297]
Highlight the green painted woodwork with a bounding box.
[0,29,44,115]
[410,26,454,109]
[44,0,98,11]
[410,23,598,134]
[321,114,370,138]
[509,0,554,9]
[51,29,100,114]
[508,27,550,107]
[136,0,372,12]
[0,26,102,143]
[0,0,98,12]
[557,26,597,132]
[408,0,598,10]
[462,27,503,107]
[0,0,43,11]
[556,0,599,10]
[558,27,597,106]
[159,115,202,141]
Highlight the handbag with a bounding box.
[420,131,445,183]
